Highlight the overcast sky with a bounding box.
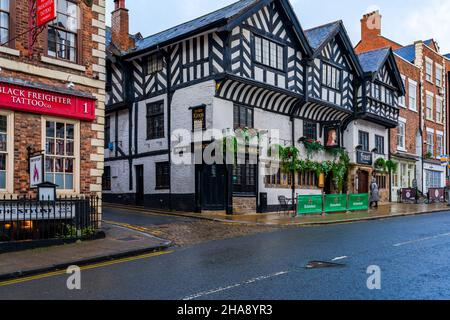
[105,0,450,54]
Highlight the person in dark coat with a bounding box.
[369,177,380,208]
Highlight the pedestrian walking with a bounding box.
[369,177,380,208]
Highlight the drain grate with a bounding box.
[117,236,140,242]
[305,261,346,269]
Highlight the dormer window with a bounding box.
[254,35,284,71]
[322,63,341,90]
[147,53,163,75]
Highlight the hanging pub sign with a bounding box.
[191,105,206,131]
[357,151,373,165]
[0,82,96,121]
[37,0,57,27]
[324,127,340,148]
[30,154,44,188]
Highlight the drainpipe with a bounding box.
[291,115,296,211]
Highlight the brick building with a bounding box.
[0,1,106,208]
[356,11,447,199]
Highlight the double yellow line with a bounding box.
[0,250,173,287]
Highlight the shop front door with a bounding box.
[201,164,226,211]
[358,170,369,194]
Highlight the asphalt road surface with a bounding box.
[2,211,450,300]
[102,206,194,226]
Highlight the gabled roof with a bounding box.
[358,48,390,73]
[358,47,405,95]
[122,0,313,59]
[304,20,363,77]
[304,21,340,50]
[122,0,260,58]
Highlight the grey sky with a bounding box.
[105,0,450,54]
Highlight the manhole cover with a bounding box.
[305,261,346,269]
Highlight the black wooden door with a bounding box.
[135,165,144,206]
[201,164,226,210]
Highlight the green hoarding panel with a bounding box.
[325,194,347,213]
[297,195,323,215]
[348,193,369,211]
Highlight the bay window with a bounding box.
[48,0,79,63]
[44,120,78,191]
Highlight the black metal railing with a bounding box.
[0,195,100,242]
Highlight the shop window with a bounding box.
[146,53,163,75]
[375,135,384,155]
[322,63,341,90]
[303,121,317,140]
[254,35,284,70]
[375,175,387,189]
[45,120,77,191]
[0,0,9,45]
[146,102,164,140]
[234,104,253,129]
[102,166,111,191]
[358,131,369,152]
[156,162,170,189]
[0,115,8,190]
[48,0,79,63]
[426,170,441,189]
[297,171,317,188]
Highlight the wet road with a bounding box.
[1,211,450,300]
[102,206,194,226]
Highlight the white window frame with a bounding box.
[426,91,434,121]
[436,96,444,124]
[397,118,406,152]
[41,116,80,195]
[0,110,14,194]
[435,64,443,87]
[398,75,406,107]
[426,129,434,156]
[425,58,433,83]
[408,80,417,112]
[436,133,443,157]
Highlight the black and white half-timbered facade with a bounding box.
[104,0,404,213]
[344,48,404,201]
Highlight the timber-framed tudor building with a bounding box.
[104,0,404,213]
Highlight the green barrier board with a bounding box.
[325,194,347,213]
[348,193,369,211]
[297,195,323,215]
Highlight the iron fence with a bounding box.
[0,195,100,242]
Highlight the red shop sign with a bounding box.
[37,0,56,27]
[0,82,96,121]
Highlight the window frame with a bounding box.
[397,120,406,151]
[358,131,369,152]
[0,110,13,193]
[426,131,434,156]
[253,34,285,71]
[408,80,417,112]
[425,59,433,83]
[233,104,254,130]
[146,101,165,140]
[105,115,111,149]
[233,156,257,195]
[155,161,170,190]
[375,135,385,155]
[46,0,81,64]
[303,121,317,140]
[321,62,342,91]
[42,116,80,194]
[0,0,15,48]
[146,52,164,75]
[436,64,443,87]
[398,75,406,108]
[436,134,443,157]
[436,97,443,123]
[426,92,434,121]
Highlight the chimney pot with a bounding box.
[114,0,126,10]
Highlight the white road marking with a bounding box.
[393,232,450,247]
[182,271,289,300]
[332,256,348,261]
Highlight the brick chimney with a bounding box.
[360,11,382,43]
[111,0,134,52]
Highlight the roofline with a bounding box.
[309,20,364,77]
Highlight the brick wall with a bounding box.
[0,0,106,212]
